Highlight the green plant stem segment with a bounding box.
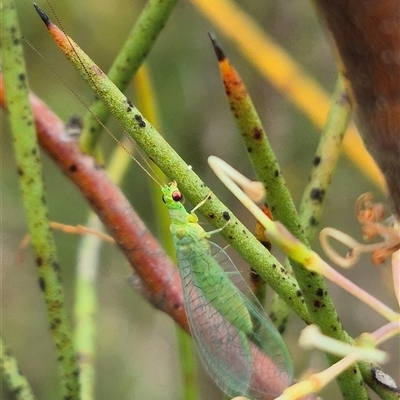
[177,330,200,400]
[271,76,350,333]
[133,67,201,400]
[34,4,312,325]
[74,214,103,400]
[79,0,179,155]
[267,259,292,333]
[209,33,308,246]
[73,113,139,400]
[299,76,351,242]
[1,336,37,400]
[2,2,80,399]
[209,36,368,400]
[74,105,137,400]
[133,65,171,253]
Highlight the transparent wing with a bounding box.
[179,253,252,397]
[178,239,293,399]
[210,242,293,370]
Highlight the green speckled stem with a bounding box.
[1,336,37,400]
[3,2,80,398]
[299,77,351,242]
[35,5,311,324]
[209,38,369,400]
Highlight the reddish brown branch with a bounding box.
[0,74,188,332]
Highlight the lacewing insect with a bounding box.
[162,182,294,399]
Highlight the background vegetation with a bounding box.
[2,0,398,399]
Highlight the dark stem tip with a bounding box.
[33,3,51,27]
[208,32,226,62]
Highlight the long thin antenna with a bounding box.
[32,2,163,187]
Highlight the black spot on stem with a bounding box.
[134,114,146,128]
[252,127,263,140]
[126,98,133,108]
[36,257,43,266]
[310,188,325,202]
[38,277,46,291]
[313,156,321,166]
[309,216,317,226]
[52,262,61,272]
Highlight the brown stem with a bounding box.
[0,73,188,332]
